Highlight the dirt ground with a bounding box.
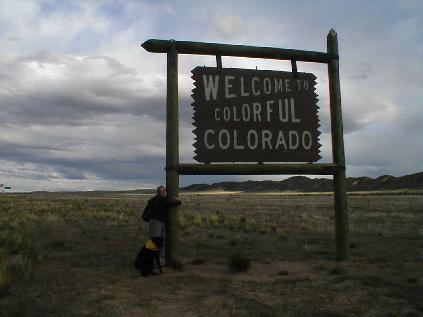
[0,192,422,316]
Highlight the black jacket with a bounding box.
[149,195,181,222]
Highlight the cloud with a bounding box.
[0,0,422,191]
[0,50,171,190]
[0,51,168,125]
[210,14,245,40]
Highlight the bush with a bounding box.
[349,241,357,248]
[195,237,207,248]
[238,215,247,228]
[278,231,289,241]
[209,215,219,226]
[229,236,240,246]
[269,224,278,232]
[171,259,184,271]
[191,257,205,265]
[329,266,347,275]
[215,233,224,240]
[178,217,187,230]
[228,252,250,273]
[217,213,225,226]
[0,260,10,298]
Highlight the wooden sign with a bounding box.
[191,67,321,162]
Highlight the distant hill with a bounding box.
[181,172,423,192]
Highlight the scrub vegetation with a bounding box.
[0,191,422,316]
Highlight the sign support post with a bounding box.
[165,41,180,266]
[327,29,349,261]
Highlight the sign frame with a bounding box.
[142,29,349,264]
[191,66,321,163]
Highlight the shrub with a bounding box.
[191,257,205,265]
[278,231,289,241]
[209,215,218,226]
[238,215,247,228]
[329,266,347,275]
[49,239,67,249]
[178,218,187,230]
[171,259,184,271]
[228,252,250,273]
[217,213,225,226]
[215,233,224,240]
[0,260,10,298]
[181,228,192,237]
[195,237,207,248]
[269,224,278,232]
[229,236,240,246]
[192,215,203,227]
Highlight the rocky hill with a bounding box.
[182,172,423,192]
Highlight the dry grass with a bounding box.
[0,192,422,316]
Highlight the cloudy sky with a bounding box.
[0,0,422,192]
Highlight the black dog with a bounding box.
[134,237,163,277]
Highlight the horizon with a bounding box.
[2,170,421,193]
[0,1,422,192]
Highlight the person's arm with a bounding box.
[164,197,181,207]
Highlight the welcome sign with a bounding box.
[191,67,321,163]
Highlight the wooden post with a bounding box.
[327,29,349,261]
[165,40,180,266]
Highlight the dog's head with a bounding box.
[151,237,164,248]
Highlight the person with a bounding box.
[148,186,181,251]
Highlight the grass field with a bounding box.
[0,192,422,316]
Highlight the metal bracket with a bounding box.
[169,39,176,52]
[216,55,222,69]
[291,60,298,78]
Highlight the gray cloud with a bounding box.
[0,1,422,191]
[0,51,201,191]
[0,52,168,124]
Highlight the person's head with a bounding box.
[156,185,167,197]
